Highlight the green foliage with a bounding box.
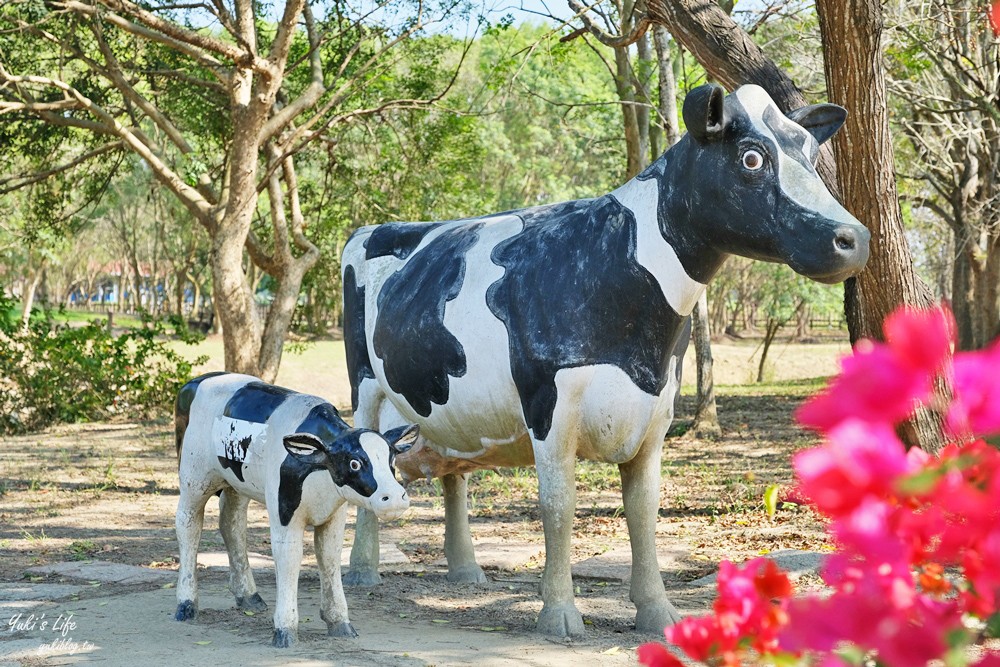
[0,304,207,434]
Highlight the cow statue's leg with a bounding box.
[219,487,267,613]
[316,504,358,638]
[533,432,585,637]
[174,482,215,621]
[442,473,487,584]
[345,383,383,587]
[269,520,304,647]
[619,437,681,633]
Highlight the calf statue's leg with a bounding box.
[269,521,304,647]
[443,473,487,584]
[174,483,214,621]
[219,487,266,613]
[533,434,585,637]
[619,437,681,633]
[316,504,358,638]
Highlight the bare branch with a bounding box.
[564,0,651,47]
[0,141,124,194]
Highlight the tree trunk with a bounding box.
[653,26,680,147]
[815,0,932,343]
[212,224,262,375]
[634,33,654,163]
[614,46,644,178]
[757,317,781,383]
[20,265,44,331]
[691,292,721,436]
[952,239,977,350]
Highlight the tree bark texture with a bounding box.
[814,0,932,342]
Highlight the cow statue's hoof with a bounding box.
[236,592,268,613]
[272,628,296,648]
[174,600,197,621]
[635,599,682,635]
[536,602,585,638]
[327,621,359,638]
[446,564,488,585]
[342,568,381,587]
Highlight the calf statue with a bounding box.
[173,372,417,647]
[341,83,871,637]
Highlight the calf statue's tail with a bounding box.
[174,372,227,463]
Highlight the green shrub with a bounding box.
[0,298,207,434]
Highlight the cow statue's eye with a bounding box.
[349,459,362,472]
[742,149,764,171]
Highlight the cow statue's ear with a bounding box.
[283,433,327,464]
[786,103,847,145]
[383,424,419,455]
[683,83,729,143]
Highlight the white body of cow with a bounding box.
[341,84,871,637]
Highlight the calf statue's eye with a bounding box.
[349,459,362,472]
[742,149,764,171]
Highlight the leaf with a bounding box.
[764,484,780,519]
[602,646,621,655]
[194,641,212,646]
[984,612,1000,639]
[243,610,255,617]
[162,582,175,589]
[431,619,450,624]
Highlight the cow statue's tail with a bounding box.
[342,228,377,413]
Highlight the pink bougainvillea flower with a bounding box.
[991,0,1000,37]
[797,306,954,432]
[794,420,911,517]
[947,340,1000,438]
[797,343,932,431]
[973,652,1000,667]
[883,305,954,374]
[636,642,686,667]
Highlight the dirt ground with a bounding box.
[0,339,838,666]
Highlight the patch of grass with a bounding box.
[715,376,830,397]
[68,540,99,560]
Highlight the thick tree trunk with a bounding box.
[212,223,262,375]
[815,0,932,341]
[634,33,654,163]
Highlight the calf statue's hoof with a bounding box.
[272,628,296,648]
[342,568,381,587]
[327,621,359,638]
[236,592,268,613]
[446,564,488,585]
[635,599,682,635]
[536,602,585,638]
[174,600,197,621]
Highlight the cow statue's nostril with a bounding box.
[835,230,856,252]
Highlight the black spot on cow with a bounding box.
[487,196,686,440]
[223,381,296,423]
[372,223,483,417]
[762,105,815,173]
[363,222,444,260]
[217,421,253,482]
[343,265,374,411]
[175,371,228,457]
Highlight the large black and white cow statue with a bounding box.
[341,83,870,637]
[173,372,417,647]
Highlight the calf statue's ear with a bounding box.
[683,83,729,143]
[383,424,419,455]
[283,433,327,464]
[786,103,848,145]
